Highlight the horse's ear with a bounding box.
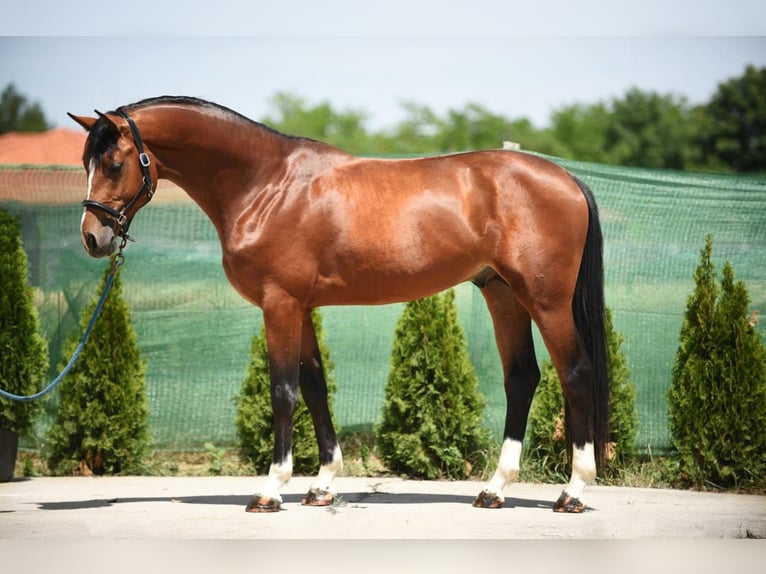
[94,110,121,132]
[67,113,97,132]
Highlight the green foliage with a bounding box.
[264,92,381,155]
[0,84,51,134]
[668,236,766,488]
[550,89,695,170]
[550,103,613,162]
[204,442,226,476]
[235,310,337,475]
[391,102,563,156]
[376,290,493,479]
[0,208,48,435]
[429,103,512,152]
[524,307,638,480]
[259,66,766,173]
[605,89,694,170]
[696,65,766,173]
[44,263,150,475]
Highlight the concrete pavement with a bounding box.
[2,475,765,539]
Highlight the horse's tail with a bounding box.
[570,175,609,470]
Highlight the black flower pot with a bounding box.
[0,430,19,482]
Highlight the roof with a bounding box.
[0,128,86,166]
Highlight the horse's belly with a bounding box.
[309,258,485,307]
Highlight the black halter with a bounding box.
[81,110,155,239]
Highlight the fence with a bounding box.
[1,157,764,451]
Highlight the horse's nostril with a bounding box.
[86,232,98,253]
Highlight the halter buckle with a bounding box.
[143,177,154,200]
[139,152,151,168]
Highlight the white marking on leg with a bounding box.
[311,444,343,493]
[564,442,596,502]
[483,438,522,501]
[257,453,293,503]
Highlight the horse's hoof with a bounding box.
[302,488,335,506]
[472,489,504,509]
[553,492,586,513]
[245,495,281,513]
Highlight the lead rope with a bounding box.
[0,240,127,403]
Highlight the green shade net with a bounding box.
[2,158,764,451]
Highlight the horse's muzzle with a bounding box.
[82,222,117,258]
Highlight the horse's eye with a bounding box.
[108,162,123,175]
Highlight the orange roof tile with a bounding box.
[0,128,86,166]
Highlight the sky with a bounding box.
[2,1,765,133]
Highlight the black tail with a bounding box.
[571,175,609,469]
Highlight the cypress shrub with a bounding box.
[376,289,493,479]
[524,306,637,481]
[235,309,337,475]
[668,235,766,489]
[0,208,48,437]
[44,262,150,475]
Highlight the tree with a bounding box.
[0,208,48,436]
[668,236,766,489]
[550,102,613,163]
[524,307,637,481]
[389,101,441,154]
[548,89,696,169]
[696,65,766,173]
[604,88,693,170]
[263,92,375,154]
[391,102,564,155]
[235,310,338,475]
[44,263,150,475]
[501,118,562,156]
[258,82,764,170]
[376,290,493,479]
[0,84,51,134]
[435,104,513,152]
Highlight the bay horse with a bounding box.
[69,96,608,513]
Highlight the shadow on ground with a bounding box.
[37,491,556,511]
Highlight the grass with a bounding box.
[14,431,764,494]
[14,431,392,480]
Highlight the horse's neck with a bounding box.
[142,106,289,225]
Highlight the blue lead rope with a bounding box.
[0,252,125,403]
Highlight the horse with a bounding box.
[69,95,608,514]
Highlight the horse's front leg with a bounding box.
[299,310,343,507]
[246,296,304,513]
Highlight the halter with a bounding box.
[81,110,155,240]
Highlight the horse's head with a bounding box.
[69,110,158,258]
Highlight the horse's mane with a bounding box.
[120,95,251,126]
[83,95,303,166]
[121,95,303,141]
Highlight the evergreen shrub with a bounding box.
[235,310,337,475]
[0,208,48,436]
[44,263,150,475]
[668,236,766,489]
[376,289,493,479]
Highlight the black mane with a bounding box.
[83,95,302,166]
[119,95,252,124]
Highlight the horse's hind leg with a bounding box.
[298,310,343,507]
[534,306,597,513]
[473,279,540,509]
